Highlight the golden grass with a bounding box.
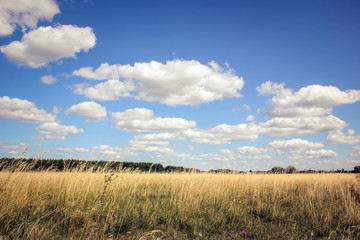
[0,170,359,239]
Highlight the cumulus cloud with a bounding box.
[127,122,259,145]
[53,106,61,114]
[236,146,268,155]
[0,96,55,123]
[7,151,19,155]
[196,146,271,162]
[131,132,186,142]
[111,108,196,132]
[35,122,84,140]
[327,129,360,145]
[0,0,60,37]
[257,82,360,118]
[65,101,107,122]
[186,123,259,145]
[1,25,96,68]
[246,115,256,122]
[304,149,338,159]
[1,142,29,150]
[257,81,287,96]
[232,104,251,112]
[41,75,57,84]
[73,62,121,80]
[92,145,123,156]
[73,79,134,101]
[259,115,347,137]
[127,138,175,155]
[73,60,244,106]
[268,139,323,153]
[91,143,178,160]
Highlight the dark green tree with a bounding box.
[285,165,296,174]
[271,166,285,174]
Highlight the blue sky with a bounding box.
[1,0,360,171]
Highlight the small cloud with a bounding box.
[65,101,107,122]
[53,106,61,114]
[41,75,57,84]
[8,151,19,155]
[1,25,96,68]
[111,108,196,132]
[246,115,256,122]
[35,122,84,140]
[0,96,55,123]
[233,104,251,112]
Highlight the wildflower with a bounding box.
[31,204,35,208]
[242,231,247,236]
[114,216,118,219]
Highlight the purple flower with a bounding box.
[114,216,118,219]
[242,231,247,236]
[31,204,35,208]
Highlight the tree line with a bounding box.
[0,158,359,173]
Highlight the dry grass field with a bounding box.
[0,167,359,239]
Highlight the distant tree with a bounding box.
[354,166,360,173]
[285,166,296,174]
[271,166,285,174]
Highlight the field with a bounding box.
[0,168,360,239]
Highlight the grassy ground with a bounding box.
[0,168,359,239]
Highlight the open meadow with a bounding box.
[0,168,360,239]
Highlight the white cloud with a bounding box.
[233,104,251,112]
[56,147,89,154]
[257,82,360,118]
[186,123,259,145]
[256,81,287,96]
[127,137,175,155]
[91,142,179,160]
[41,75,57,84]
[92,145,122,156]
[35,122,84,140]
[1,142,29,150]
[7,150,19,155]
[0,0,60,37]
[111,108,196,132]
[53,106,61,114]
[131,132,186,142]
[128,122,259,146]
[130,123,258,146]
[350,151,360,158]
[73,62,121,80]
[236,146,268,155]
[268,138,323,153]
[196,146,271,162]
[1,25,96,68]
[65,101,107,122]
[327,129,360,145]
[0,96,55,123]
[304,149,338,159]
[74,79,134,101]
[73,60,244,106]
[259,115,347,137]
[246,115,256,122]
